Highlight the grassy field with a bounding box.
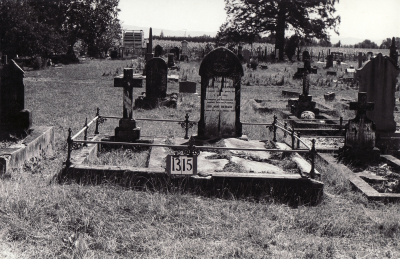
[1,57,400,258]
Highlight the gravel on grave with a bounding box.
[301,137,344,149]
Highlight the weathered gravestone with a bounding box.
[340,92,380,161]
[356,53,399,134]
[358,52,363,68]
[326,54,333,69]
[145,58,168,99]
[167,53,175,68]
[290,70,319,117]
[0,59,31,133]
[389,37,398,67]
[114,68,142,141]
[154,45,163,57]
[181,40,189,61]
[242,49,250,63]
[135,58,168,109]
[198,47,243,138]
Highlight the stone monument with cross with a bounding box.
[340,92,380,160]
[198,47,243,138]
[113,68,143,141]
[290,70,319,118]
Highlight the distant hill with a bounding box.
[122,25,217,38]
[330,37,385,46]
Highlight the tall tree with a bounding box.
[221,0,340,60]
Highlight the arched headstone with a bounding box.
[198,47,244,138]
[146,58,168,99]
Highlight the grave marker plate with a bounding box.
[166,155,197,175]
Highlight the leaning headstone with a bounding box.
[356,53,399,134]
[198,47,243,138]
[114,68,143,141]
[242,49,250,63]
[154,45,163,57]
[0,59,31,132]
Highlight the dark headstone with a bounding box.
[324,92,335,101]
[198,47,243,138]
[154,45,163,57]
[167,53,175,68]
[173,47,180,60]
[326,54,333,68]
[146,58,168,99]
[356,53,399,133]
[147,27,153,54]
[390,37,398,67]
[0,60,32,132]
[179,81,196,93]
[358,52,363,68]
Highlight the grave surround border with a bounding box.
[0,126,54,175]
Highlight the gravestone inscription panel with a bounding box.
[198,47,243,138]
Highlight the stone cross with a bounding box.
[114,68,142,119]
[346,92,375,149]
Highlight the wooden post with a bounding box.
[297,131,301,149]
[291,128,295,149]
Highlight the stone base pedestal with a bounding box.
[114,119,141,142]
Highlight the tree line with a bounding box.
[0,0,121,61]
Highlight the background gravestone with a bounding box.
[146,58,168,100]
[242,49,250,63]
[198,47,243,138]
[356,53,399,133]
[154,45,163,57]
[0,59,31,133]
[181,40,189,61]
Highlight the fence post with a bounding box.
[66,128,72,168]
[94,108,100,135]
[83,118,88,147]
[273,115,277,142]
[297,131,301,149]
[184,113,190,139]
[291,128,295,149]
[309,139,316,179]
[339,116,343,133]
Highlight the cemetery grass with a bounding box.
[0,58,400,258]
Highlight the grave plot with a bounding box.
[58,48,324,204]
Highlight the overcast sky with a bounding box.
[118,0,399,43]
